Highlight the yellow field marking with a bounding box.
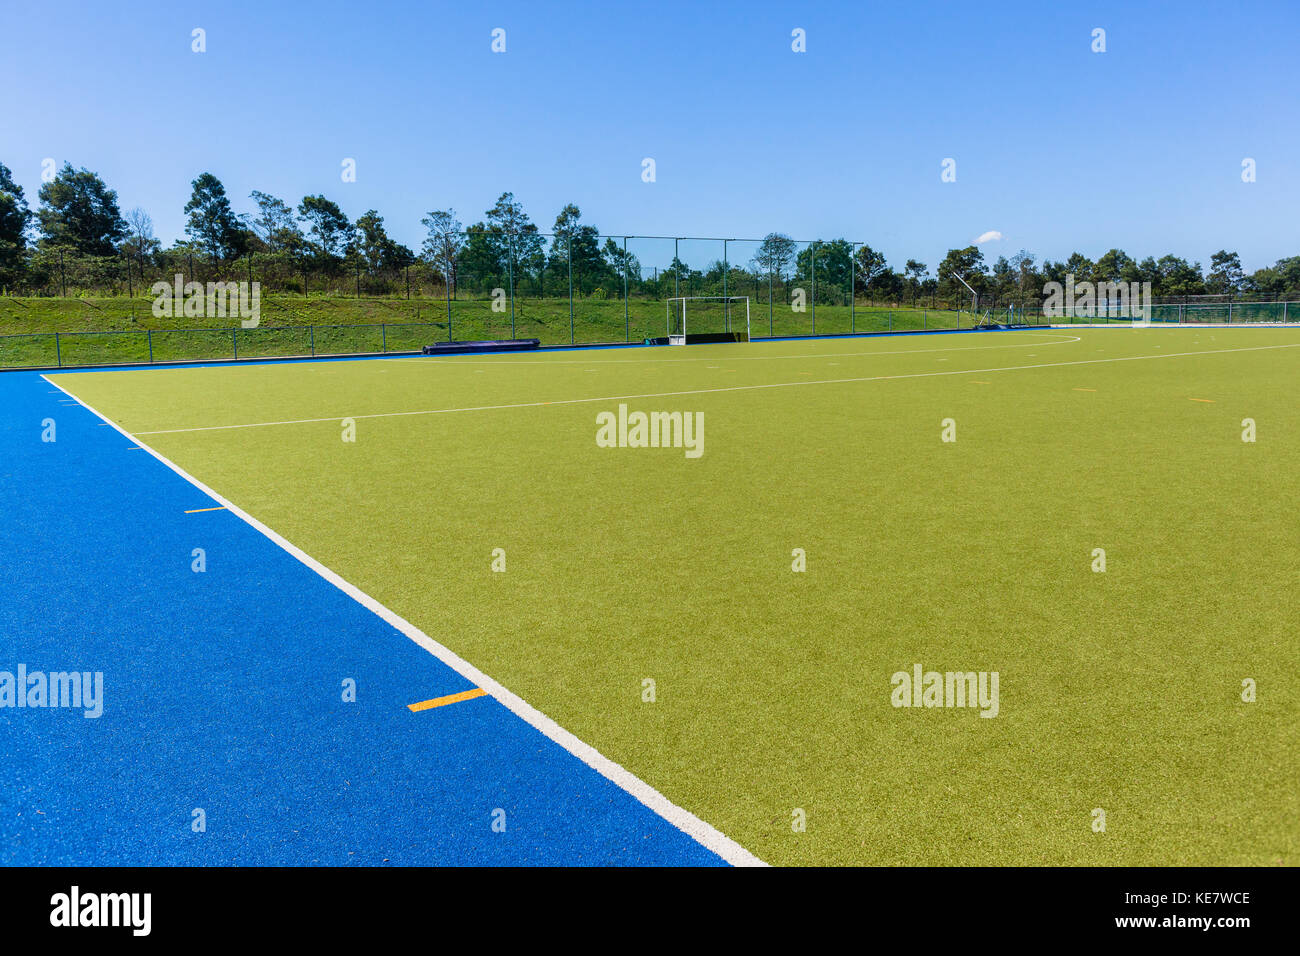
[184,506,227,514]
[408,688,487,712]
[971,380,991,384]
[1073,387,1097,392]
[1189,398,1215,403]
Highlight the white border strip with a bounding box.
[41,374,767,868]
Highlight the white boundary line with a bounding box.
[125,340,1300,437]
[385,332,1083,367]
[41,374,767,868]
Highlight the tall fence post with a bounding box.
[769,268,773,337]
[382,324,387,353]
[232,329,238,360]
[723,239,729,332]
[567,236,574,345]
[310,325,315,356]
[508,239,515,339]
[810,240,817,335]
[622,237,629,343]
[147,330,154,363]
[850,243,856,334]
[55,332,61,367]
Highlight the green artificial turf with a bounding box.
[53,328,1300,865]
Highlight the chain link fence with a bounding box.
[2,237,1296,368]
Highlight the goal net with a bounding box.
[666,296,750,344]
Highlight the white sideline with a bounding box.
[128,340,1300,437]
[385,331,1083,366]
[41,374,768,868]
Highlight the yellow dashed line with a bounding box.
[184,506,227,514]
[1073,387,1097,392]
[1189,398,1215,403]
[408,688,487,712]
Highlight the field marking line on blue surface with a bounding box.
[130,341,1300,437]
[409,688,488,712]
[184,506,227,513]
[386,332,1083,367]
[41,373,766,868]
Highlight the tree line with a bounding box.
[2,161,1297,305]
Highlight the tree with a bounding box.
[1064,251,1095,279]
[465,192,542,290]
[353,209,411,273]
[791,238,853,294]
[903,259,928,305]
[602,238,639,285]
[548,204,605,293]
[1153,255,1204,297]
[421,209,463,296]
[248,190,302,252]
[752,233,796,282]
[0,161,32,283]
[936,246,987,304]
[1244,256,1300,298]
[297,195,351,261]
[184,172,243,261]
[1205,250,1244,295]
[1092,248,1135,284]
[852,243,888,294]
[36,164,126,256]
[122,207,160,273]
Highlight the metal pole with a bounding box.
[382,324,387,353]
[508,239,515,339]
[850,244,855,334]
[148,330,153,363]
[55,332,61,367]
[232,329,238,360]
[622,237,629,343]
[769,266,773,337]
[723,239,729,332]
[567,235,574,345]
[674,239,680,296]
[445,250,452,340]
[810,240,817,334]
[310,325,315,356]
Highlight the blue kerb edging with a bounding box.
[0,370,727,866]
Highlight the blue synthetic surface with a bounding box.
[0,370,725,866]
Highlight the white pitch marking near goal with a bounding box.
[666,296,750,344]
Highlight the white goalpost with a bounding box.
[665,296,750,344]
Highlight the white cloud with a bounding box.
[975,230,1003,244]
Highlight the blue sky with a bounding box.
[2,0,1296,273]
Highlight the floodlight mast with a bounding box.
[951,271,978,315]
